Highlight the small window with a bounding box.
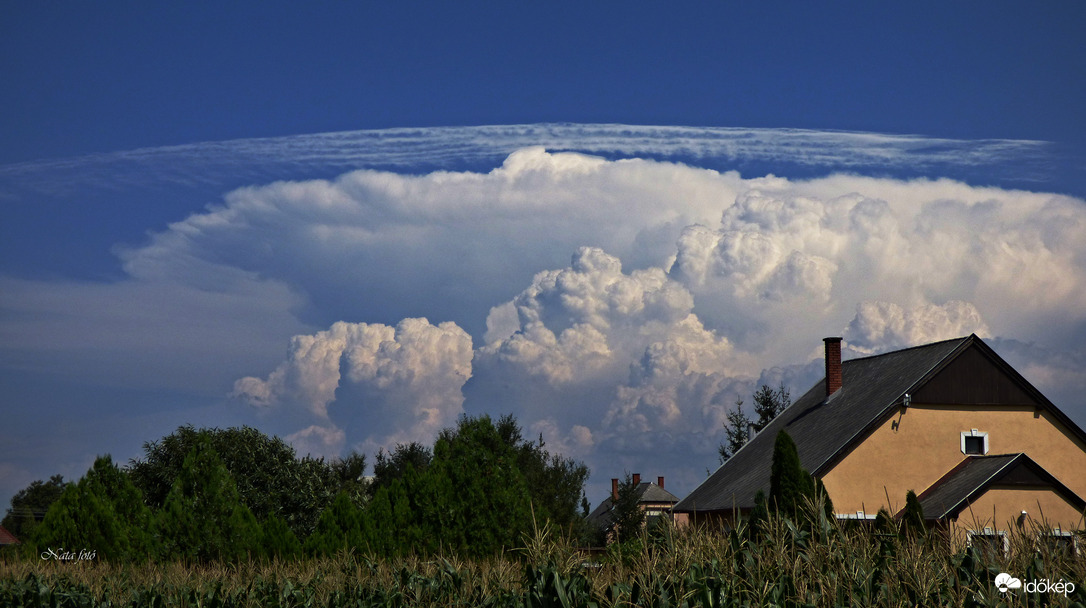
[968,528,1007,557]
[961,430,988,455]
[1040,530,1078,556]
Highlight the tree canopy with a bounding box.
[11,414,590,561]
[2,475,69,542]
[129,425,359,538]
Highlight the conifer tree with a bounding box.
[304,491,366,557]
[752,383,791,431]
[899,489,926,539]
[32,456,154,561]
[719,397,752,463]
[154,439,263,562]
[261,516,302,561]
[428,415,533,556]
[769,431,815,520]
[747,490,770,541]
[608,473,645,544]
[813,476,835,521]
[364,475,423,556]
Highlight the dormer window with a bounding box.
[961,429,988,455]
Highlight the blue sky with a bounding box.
[2,2,1086,512]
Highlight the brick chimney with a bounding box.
[612,478,618,500]
[657,476,665,490]
[632,473,641,486]
[824,337,842,396]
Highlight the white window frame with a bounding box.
[960,429,989,455]
[1039,529,1079,555]
[834,511,876,522]
[967,527,1008,556]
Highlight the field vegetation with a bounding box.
[2,508,1084,607]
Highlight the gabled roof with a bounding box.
[588,482,679,527]
[674,334,1086,513]
[0,525,20,545]
[912,453,1086,521]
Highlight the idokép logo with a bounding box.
[997,572,1076,597]
[994,573,1021,593]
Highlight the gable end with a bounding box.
[911,342,1039,406]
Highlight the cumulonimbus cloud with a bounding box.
[6,145,1084,498]
[232,318,472,456]
[206,149,1086,491]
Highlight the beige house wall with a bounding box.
[820,405,1086,516]
[948,486,1086,534]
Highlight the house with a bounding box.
[588,474,679,537]
[0,525,19,547]
[674,335,1086,545]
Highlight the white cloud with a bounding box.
[5,145,1086,502]
[233,318,473,454]
[286,425,346,459]
[844,301,990,355]
[478,247,702,385]
[1,124,1055,198]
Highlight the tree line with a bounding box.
[2,414,591,562]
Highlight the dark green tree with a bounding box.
[153,438,264,562]
[130,425,358,538]
[303,491,367,557]
[719,383,791,464]
[497,414,590,535]
[362,479,418,556]
[371,442,432,495]
[769,431,815,520]
[261,516,302,561]
[2,475,68,542]
[899,489,926,539]
[874,507,898,557]
[607,473,646,544]
[427,414,533,556]
[752,383,791,431]
[719,397,752,463]
[747,489,770,541]
[813,476,835,521]
[30,456,154,561]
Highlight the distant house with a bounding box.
[588,474,679,537]
[674,335,1086,547]
[0,525,20,547]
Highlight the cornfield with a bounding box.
[2,513,1083,607]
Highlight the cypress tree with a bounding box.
[874,507,898,557]
[304,491,365,557]
[32,456,154,562]
[813,476,835,521]
[899,489,926,539]
[154,438,264,562]
[261,516,301,561]
[769,431,814,520]
[747,490,770,541]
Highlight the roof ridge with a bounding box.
[841,334,972,364]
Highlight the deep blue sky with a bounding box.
[3,2,1084,164]
[3,2,1086,513]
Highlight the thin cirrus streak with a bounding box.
[0,123,1058,198]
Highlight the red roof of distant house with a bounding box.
[0,525,20,545]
